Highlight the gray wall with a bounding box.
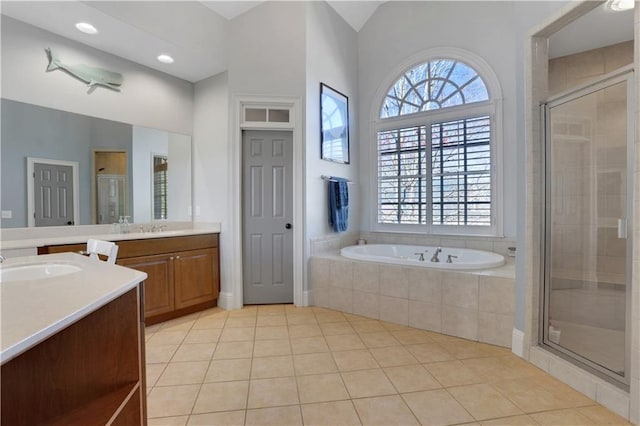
[1,99,132,227]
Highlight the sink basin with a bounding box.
[0,263,82,282]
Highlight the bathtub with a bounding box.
[340,244,505,270]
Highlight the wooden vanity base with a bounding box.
[39,233,220,325]
[1,287,146,426]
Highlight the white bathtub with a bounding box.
[340,244,505,270]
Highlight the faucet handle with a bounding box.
[414,252,425,261]
[446,254,458,263]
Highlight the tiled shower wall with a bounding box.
[547,41,633,330]
[309,254,515,348]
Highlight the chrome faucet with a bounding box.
[446,254,458,263]
[430,247,442,263]
[0,254,6,263]
[414,252,425,261]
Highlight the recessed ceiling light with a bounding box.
[75,22,98,35]
[606,0,634,11]
[157,54,175,64]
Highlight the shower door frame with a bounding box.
[540,66,635,387]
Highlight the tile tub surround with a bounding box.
[144,305,630,425]
[310,254,516,348]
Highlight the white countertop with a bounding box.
[0,252,147,364]
[0,222,221,250]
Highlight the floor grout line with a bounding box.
[145,305,631,426]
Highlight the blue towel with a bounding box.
[328,177,349,233]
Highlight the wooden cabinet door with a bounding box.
[119,254,174,317]
[174,248,216,309]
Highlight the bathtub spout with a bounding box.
[430,247,442,263]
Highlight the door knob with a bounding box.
[285,223,292,229]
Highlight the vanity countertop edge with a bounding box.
[0,252,148,364]
[0,223,221,250]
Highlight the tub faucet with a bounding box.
[446,254,458,263]
[414,252,425,261]
[430,247,442,263]
[0,254,5,263]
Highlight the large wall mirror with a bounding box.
[1,99,192,228]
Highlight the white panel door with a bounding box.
[242,130,293,304]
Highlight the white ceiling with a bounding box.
[1,1,634,83]
[0,0,382,83]
[549,3,634,59]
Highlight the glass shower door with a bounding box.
[543,72,632,384]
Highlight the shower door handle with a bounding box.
[617,218,627,239]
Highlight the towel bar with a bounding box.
[320,175,354,184]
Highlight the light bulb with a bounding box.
[75,22,98,35]
[157,54,175,64]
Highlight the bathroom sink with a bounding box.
[0,263,82,282]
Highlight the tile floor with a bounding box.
[145,305,631,425]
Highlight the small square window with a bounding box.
[245,108,267,122]
[268,109,289,123]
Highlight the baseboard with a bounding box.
[302,290,311,307]
[216,291,235,310]
[511,328,525,357]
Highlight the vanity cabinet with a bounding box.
[119,254,175,317]
[118,247,218,321]
[39,233,220,325]
[1,286,146,426]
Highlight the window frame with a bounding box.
[370,51,503,237]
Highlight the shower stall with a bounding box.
[542,68,634,386]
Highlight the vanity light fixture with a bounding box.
[157,54,174,64]
[606,0,634,11]
[75,22,98,35]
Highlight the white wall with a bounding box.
[192,72,230,294]
[305,1,360,243]
[221,2,307,303]
[1,16,193,135]
[131,126,168,223]
[227,2,306,97]
[168,133,193,222]
[358,1,563,239]
[357,0,569,332]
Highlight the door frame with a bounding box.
[92,149,129,225]
[226,95,305,309]
[27,157,79,227]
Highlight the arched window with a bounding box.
[375,55,501,235]
[380,59,489,118]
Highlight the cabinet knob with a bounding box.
[175,255,180,259]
